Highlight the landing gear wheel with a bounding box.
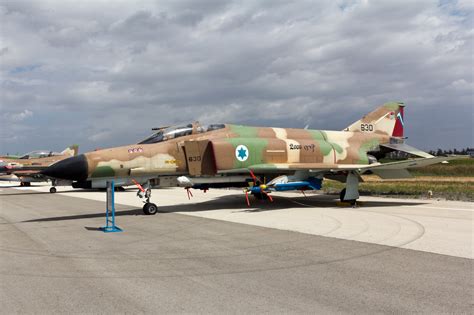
[340,188,356,206]
[49,187,57,193]
[143,202,158,215]
[339,188,346,202]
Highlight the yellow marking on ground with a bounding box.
[336,201,365,207]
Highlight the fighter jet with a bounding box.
[0,146,78,189]
[42,102,456,214]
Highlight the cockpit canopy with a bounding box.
[20,150,61,159]
[138,123,226,145]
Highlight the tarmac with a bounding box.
[0,182,472,313]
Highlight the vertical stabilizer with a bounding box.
[61,145,79,157]
[344,102,405,137]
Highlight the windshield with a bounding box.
[138,123,226,144]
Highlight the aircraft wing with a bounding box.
[0,164,47,176]
[218,156,460,180]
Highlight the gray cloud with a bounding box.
[0,0,472,154]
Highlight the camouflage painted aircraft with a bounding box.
[42,102,456,214]
[0,146,78,189]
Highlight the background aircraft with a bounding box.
[42,102,457,214]
[0,146,78,189]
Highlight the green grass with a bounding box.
[322,179,474,201]
[411,158,474,177]
[379,158,474,177]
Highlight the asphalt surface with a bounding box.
[0,187,472,314]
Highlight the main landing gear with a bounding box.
[340,171,360,208]
[339,188,356,207]
[133,180,158,215]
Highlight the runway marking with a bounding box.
[402,205,474,212]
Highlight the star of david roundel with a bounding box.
[235,145,249,162]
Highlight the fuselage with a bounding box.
[44,124,392,184]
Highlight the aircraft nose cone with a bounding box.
[41,154,88,181]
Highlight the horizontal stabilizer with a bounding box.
[381,143,433,158]
[371,169,412,179]
[363,156,459,171]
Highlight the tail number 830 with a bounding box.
[360,123,374,132]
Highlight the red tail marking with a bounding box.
[392,107,404,137]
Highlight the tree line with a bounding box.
[428,148,473,156]
[388,147,473,159]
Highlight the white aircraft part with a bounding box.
[267,175,289,186]
[177,175,250,187]
[345,172,360,200]
[177,176,193,187]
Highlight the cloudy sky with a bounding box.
[0,0,472,154]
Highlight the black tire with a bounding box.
[339,188,346,202]
[143,203,158,215]
[49,187,57,193]
[340,188,356,204]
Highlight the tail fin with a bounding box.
[344,102,405,137]
[60,145,79,157]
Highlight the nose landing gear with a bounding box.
[133,179,158,215]
[143,202,158,215]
